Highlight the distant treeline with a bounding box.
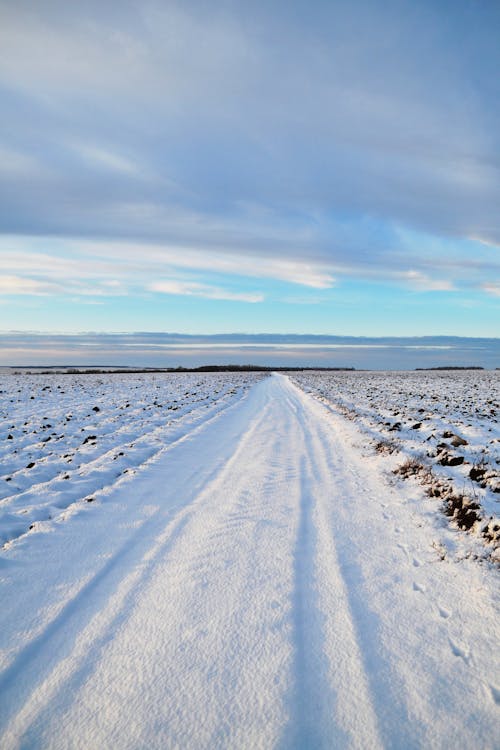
[179,365,356,373]
[415,366,484,371]
[13,365,356,375]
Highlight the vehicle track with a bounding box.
[0,383,252,548]
[0,375,498,749]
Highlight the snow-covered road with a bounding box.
[0,374,498,749]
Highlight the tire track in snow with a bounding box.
[31,376,385,749]
[285,376,500,750]
[287,377,432,748]
[0,383,270,746]
[279,385,383,750]
[0,509,193,744]
[1,374,498,749]
[25,378,298,749]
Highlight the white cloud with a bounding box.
[92,241,335,289]
[162,250,334,289]
[0,249,114,279]
[100,279,125,290]
[0,235,335,290]
[149,280,263,302]
[72,144,140,175]
[0,271,125,298]
[0,275,56,295]
[482,282,500,297]
[468,236,500,249]
[400,270,455,292]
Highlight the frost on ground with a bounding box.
[0,372,499,749]
[290,370,500,561]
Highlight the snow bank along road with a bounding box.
[0,374,498,749]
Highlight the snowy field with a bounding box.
[0,371,499,748]
[0,371,262,548]
[290,370,500,557]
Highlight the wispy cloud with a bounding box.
[0,275,56,295]
[149,280,263,303]
[400,271,455,293]
[123,243,335,289]
[72,143,141,176]
[0,236,335,292]
[482,283,500,297]
[0,270,125,298]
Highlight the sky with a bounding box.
[1,333,498,370]
[0,0,499,366]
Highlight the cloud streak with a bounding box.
[149,280,263,303]
[0,275,57,295]
[482,283,500,298]
[0,0,498,332]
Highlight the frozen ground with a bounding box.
[0,372,499,749]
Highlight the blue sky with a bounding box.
[0,0,499,364]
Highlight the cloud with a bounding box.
[0,0,499,304]
[0,146,48,178]
[469,237,500,250]
[0,275,57,295]
[71,143,141,175]
[400,271,455,293]
[0,269,125,298]
[482,283,500,298]
[107,242,335,289]
[0,235,335,292]
[149,280,263,303]
[2,232,498,303]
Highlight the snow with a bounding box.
[290,370,500,547]
[0,371,261,548]
[0,372,498,748]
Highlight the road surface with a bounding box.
[0,374,498,748]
